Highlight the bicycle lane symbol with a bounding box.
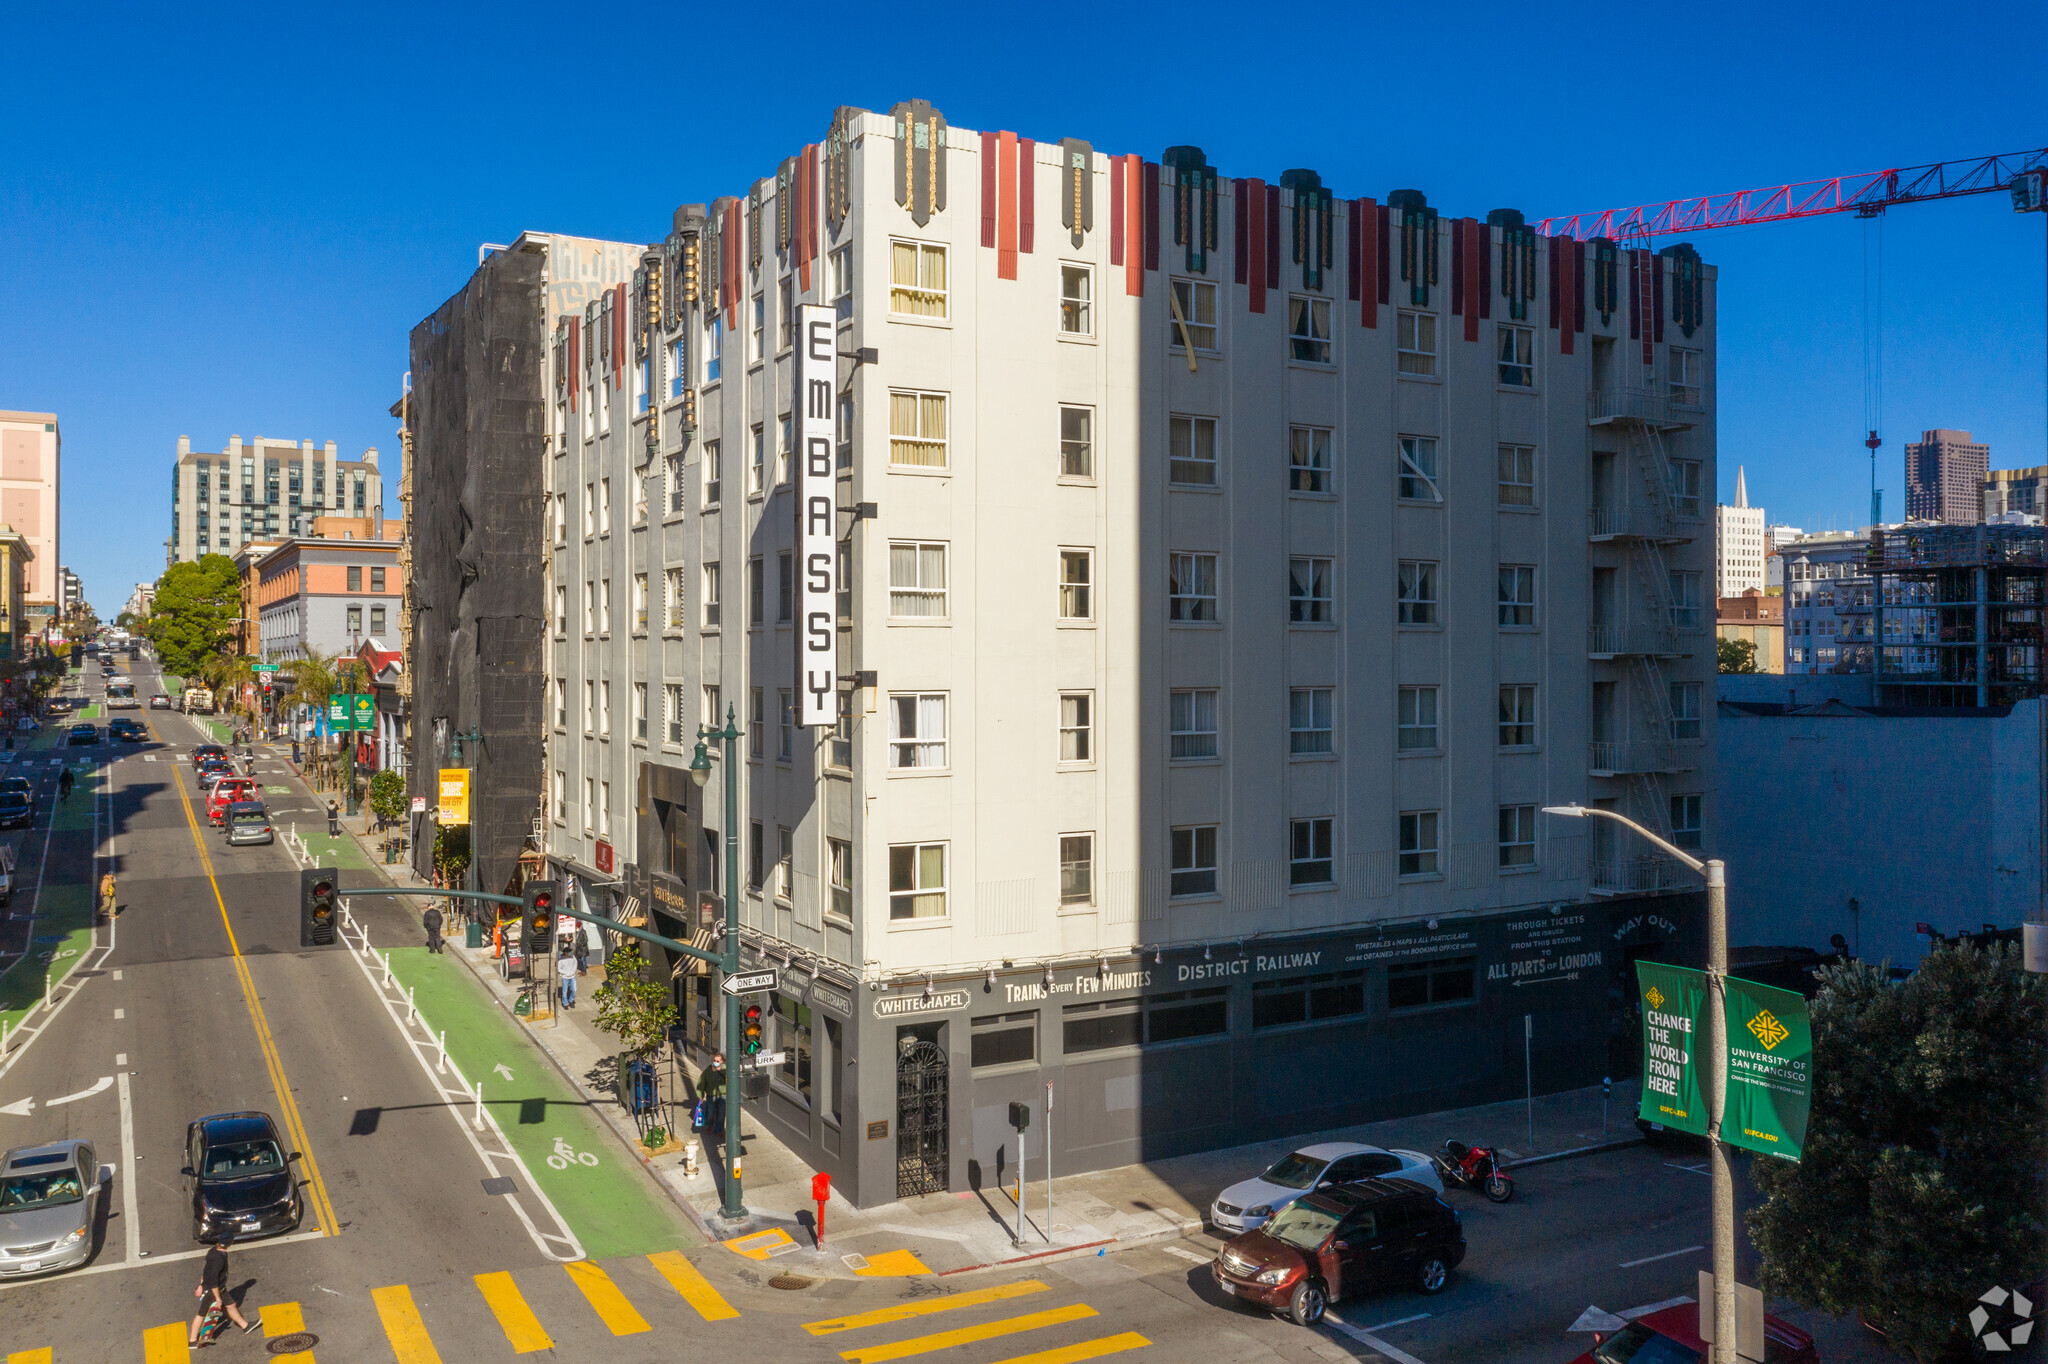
[546,1136,599,1170]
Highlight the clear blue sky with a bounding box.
[4,2,2043,616]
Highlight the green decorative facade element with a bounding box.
[1281,168,1334,291]
[1388,189,1437,306]
[1163,146,1218,274]
[1590,238,1620,325]
[1661,242,1705,337]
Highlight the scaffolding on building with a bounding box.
[1870,523,2047,707]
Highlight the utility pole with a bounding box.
[690,707,746,1223]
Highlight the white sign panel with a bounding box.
[795,303,838,727]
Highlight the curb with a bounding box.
[931,1214,1206,1279]
[1505,1135,1645,1169]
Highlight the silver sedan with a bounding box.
[0,1138,104,1277]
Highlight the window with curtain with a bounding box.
[889,391,948,468]
[889,693,948,769]
[888,541,947,616]
[1059,550,1092,620]
[1169,415,1218,486]
[1289,687,1333,754]
[1059,693,1092,762]
[888,842,947,919]
[889,241,947,318]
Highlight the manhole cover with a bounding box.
[265,1334,319,1355]
[769,1274,814,1291]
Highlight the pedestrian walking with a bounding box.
[422,904,444,955]
[326,799,339,837]
[573,925,590,978]
[698,1052,728,1141]
[98,870,116,919]
[187,1233,259,1344]
[557,938,578,1009]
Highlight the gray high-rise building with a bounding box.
[168,434,381,565]
[1904,428,1989,524]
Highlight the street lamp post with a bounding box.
[689,705,745,1223]
[1542,803,1734,1364]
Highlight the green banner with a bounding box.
[1722,975,1812,1161]
[1636,961,1708,1135]
[327,694,348,726]
[351,693,375,731]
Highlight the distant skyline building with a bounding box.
[1782,529,1878,675]
[1763,521,1804,591]
[1982,463,2048,522]
[1716,465,1766,597]
[0,411,63,628]
[1904,428,1989,524]
[168,433,382,566]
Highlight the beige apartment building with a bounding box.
[0,412,62,628]
[168,434,382,565]
[549,104,1718,1206]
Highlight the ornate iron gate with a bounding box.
[895,1039,948,1198]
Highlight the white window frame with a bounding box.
[582,680,595,735]
[1169,688,1219,760]
[1498,564,1536,628]
[1169,415,1218,487]
[1059,549,1092,621]
[632,574,648,633]
[749,293,764,363]
[583,482,595,537]
[1289,426,1332,495]
[1289,817,1334,886]
[1670,793,1703,850]
[888,842,948,920]
[582,582,594,636]
[1289,686,1333,755]
[1059,833,1094,906]
[829,245,854,321]
[1399,810,1440,878]
[666,453,686,514]
[750,425,765,496]
[778,690,795,763]
[1397,560,1439,626]
[599,681,611,739]
[664,567,686,630]
[1498,444,1536,507]
[1670,348,1703,408]
[1497,804,1537,868]
[1496,323,1535,388]
[552,586,567,637]
[1670,681,1703,741]
[1397,309,1438,377]
[598,578,610,635]
[1398,684,1439,752]
[1169,824,1219,897]
[1059,692,1093,764]
[633,682,647,741]
[888,240,948,319]
[1059,405,1093,480]
[888,692,948,770]
[702,563,721,628]
[1167,278,1218,351]
[1398,435,1441,502]
[599,478,611,535]
[1169,552,1218,623]
[1498,684,1537,749]
[1288,295,1332,364]
[1288,556,1333,625]
[703,441,722,507]
[664,684,686,745]
[888,540,948,619]
[1060,264,1092,336]
[888,390,948,469]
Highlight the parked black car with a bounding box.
[0,787,31,829]
[1211,1178,1466,1326]
[107,719,145,742]
[182,1112,302,1242]
[65,724,97,747]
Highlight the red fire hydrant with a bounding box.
[811,1171,831,1248]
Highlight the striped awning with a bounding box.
[616,893,647,927]
[670,926,719,978]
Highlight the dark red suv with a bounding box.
[1210,1177,1465,1326]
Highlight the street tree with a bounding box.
[592,941,680,1058]
[368,769,407,827]
[1717,636,1761,673]
[145,555,239,675]
[1747,943,2046,1360]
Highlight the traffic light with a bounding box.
[522,881,556,951]
[742,1001,764,1055]
[299,867,337,947]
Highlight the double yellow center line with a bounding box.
[162,733,340,1237]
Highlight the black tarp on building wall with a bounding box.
[407,249,546,894]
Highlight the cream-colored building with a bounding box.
[1715,465,1766,597]
[0,412,62,627]
[549,104,1719,1205]
[168,434,381,565]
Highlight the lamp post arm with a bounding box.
[1568,806,1706,874]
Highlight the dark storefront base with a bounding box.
[737,894,1703,1209]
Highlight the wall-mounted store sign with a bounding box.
[793,303,838,727]
[1341,924,1478,967]
[873,988,970,1019]
[810,978,853,1018]
[1490,911,1603,987]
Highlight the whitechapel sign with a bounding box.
[795,303,838,727]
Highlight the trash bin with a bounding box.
[466,920,484,949]
[622,1056,658,1115]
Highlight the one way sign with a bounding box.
[721,968,779,996]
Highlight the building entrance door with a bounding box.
[895,1032,948,1198]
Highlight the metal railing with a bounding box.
[1591,854,1689,895]
[1588,740,1678,775]
[1586,387,1672,425]
[1588,623,1681,657]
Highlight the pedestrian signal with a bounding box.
[299,868,337,947]
[742,1002,764,1055]
[523,881,556,949]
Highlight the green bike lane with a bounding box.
[0,729,101,1039]
[311,807,703,1261]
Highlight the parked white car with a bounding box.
[1209,1141,1442,1235]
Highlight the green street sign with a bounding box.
[1721,975,1812,1161]
[351,693,375,731]
[1636,961,1708,1136]
[251,663,279,672]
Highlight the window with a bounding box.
[1170,824,1218,897]
[1169,689,1218,759]
[669,339,688,399]
[971,1012,1038,1068]
[1670,348,1703,407]
[887,238,951,320]
[1290,817,1334,886]
[1145,988,1228,1043]
[1289,687,1333,755]
[1388,955,1476,1009]
[1669,681,1702,741]
[703,442,722,506]
[1668,570,1702,628]
[553,677,567,730]
[1059,693,1092,762]
[582,680,594,734]
[1168,278,1217,350]
[370,566,386,593]
[1059,406,1093,478]
[599,780,611,835]
[1398,811,1440,877]
[828,244,854,320]
[778,691,794,762]
[777,552,793,623]
[633,683,647,740]
[552,493,567,545]
[1498,684,1537,748]
[582,777,595,831]
[1397,685,1439,751]
[1060,265,1092,335]
[635,355,649,415]
[599,479,611,534]
[888,541,947,617]
[828,838,853,919]
[836,542,853,622]
[831,690,854,770]
[1169,415,1217,486]
[706,316,722,382]
[777,279,794,354]
[1252,971,1367,1028]
[1397,310,1437,376]
[889,693,947,769]
[1498,565,1535,627]
[1289,427,1331,494]
[749,425,765,495]
[776,826,793,900]
[665,454,685,514]
[1497,324,1534,387]
[597,681,610,739]
[1498,804,1536,868]
[1059,550,1092,620]
[665,684,685,744]
[1169,552,1217,622]
[551,770,565,822]
[1062,1000,1140,1053]
[553,586,567,636]
[664,567,686,629]
[633,574,648,632]
[1669,459,1702,517]
[702,563,720,627]
[1288,295,1332,363]
[598,579,610,635]
[370,606,386,634]
[836,390,855,470]
[347,565,363,592]
[888,390,947,468]
[888,842,947,919]
[1397,560,1438,625]
[748,688,764,758]
[1498,444,1536,507]
[777,416,792,486]
[748,557,764,626]
[582,484,595,537]
[701,685,721,730]
[748,822,764,891]
[1289,557,1332,624]
[1671,793,1702,851]
[1398,436,1440,501]
[1059,834,1093,905]
[345,604,363,633]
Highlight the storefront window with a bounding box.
[1252,971,1367,1028]
[1387,956,1477,1011]
[820,1017,841,1126]
[970,1012,1037,1068]
[1062,988,1229,1054]
[774,994,812,1100]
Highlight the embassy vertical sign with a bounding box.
[794,303,838,726]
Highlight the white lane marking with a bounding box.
[1621,1295,1696,1319]
[0,1226,327,1292]
[114,1008,124,1019]
[1367,1314,1432,1331]
[0,803,117,1087]
[115,1053,126,1065]
[1664,1161,1710,1177]
[1161,1245,1209,1264]
[493,1063,515,1081]
[1324,1308,1430,1364]
[0,1096,31,1116]
[112,969,122,981]
[1620,1245,1705,1268]
[46,1075,113,1106]
[117,1070,141,1262]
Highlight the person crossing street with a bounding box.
[187,1233,259,1344]
[422,903,444,954]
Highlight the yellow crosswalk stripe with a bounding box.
[7,1348,53,1364]
[475,1271,554,1353]
[260,1303,315,1361]
[648,1249,739,1321]
[984,1333,1150,1364]
[804,1279,1051,1336]
[564,1259,651,1336]
[838,1304,1099,1364]
[141,1324,189,1363]
[371,1285,443,1364]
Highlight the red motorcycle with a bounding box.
[1433,1139,1514,1202]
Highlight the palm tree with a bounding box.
[284,650,338,718]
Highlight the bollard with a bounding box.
[382,951,392,989]
[472,1080,484,1131]
[407,985,416,1024]
[2,1017,9,1054]
[44,968,51,1012]
[436,1030,447,1074]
